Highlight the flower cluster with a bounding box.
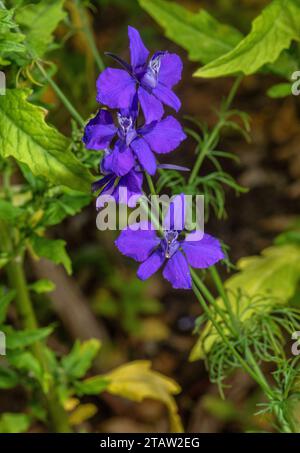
[83,26,186,202]
[83,26,224,289]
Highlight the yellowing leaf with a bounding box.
[68,403,97,426]
[64,397,80,412]
[190,244,300,360]
[104,361,183,433]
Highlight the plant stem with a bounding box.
[191,272,272,395]
[75,0,105,72]
[35,60,85,127]
[145,172,163,231]
[209,265,239,333]
[0,220,71,433]
[191,267,296,432]
[191,268,236,338]
[188,75,243,185]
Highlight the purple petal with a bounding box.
[182,233,224,268]
[163,250,192,289]
[92,174,114,192]
[95,178,116,209]
[97,68,136,109]
[115,222,160,262]
[83,110,117,150]
[163,193,186,232]
[143,116,186,154]
[153,83,181,112]
[130,138,157,175]
[158,53,183,88]
[102,140,135,176]
[128,26,149,70]
[138,86,164,123]
[116,169,144,207]
[158,164,190,171]
[137,249,165,280]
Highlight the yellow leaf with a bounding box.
[104,360,183,433]
[68,403,97,426]
[64,397,79,412]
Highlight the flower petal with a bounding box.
[153,83,181,112]
[92,174,114,192]
[158,53,183,88]
[128,26,149,70]
[117,169,144,207]
[130,138,157,175]
[115,222,160,262]
[137,249,165,280]
[163,250,192,289]
[95,178,116,209]
[97,68,136,109]
[143,116,186,154]
[163,193,186,232]
[182,233,224,268]
[138,86,164,123]
[102,140,135,176]
[83,110,117,150]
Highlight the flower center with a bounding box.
[149,54,162,76]
[142,53,164,90]
[117,113,137,145]
[162,230,179,259]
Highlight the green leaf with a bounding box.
[139,0,242,63]
[267,82,292,98]
[0,89,93,192]
[62,339,101,379]
[15,0,66,58]
[28,279,55,294]
[3,325,53,349]
[42,189,91,226]
[0,7,26,65]
[0,200,25,224]
[8,350,43,383]
[0,289,16,324]
[191,244,300,360]
[195,0,300,78]
[30,235,72,275]
[74,376,109,396]
[0,413,31,433]
[0,366,19,389]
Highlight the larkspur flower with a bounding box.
[92,165,143,209]
[115,195,224,289]
[83,106,186,176]
[97,26,183,123]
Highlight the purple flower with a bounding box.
[115,196,224,289]
[97,26,183,123]
[92,167,143,209]
[83,107,186,176]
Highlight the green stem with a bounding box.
[75,0,105,72]
[191,268,236,337]
[0,220,71,433]
[188,75,242,185]
[192,267,295,432]
[209,267,275,397]
[191,274,271,394]
[209,265,239,333]
[35,60,85,127]
[145,173,163,232]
